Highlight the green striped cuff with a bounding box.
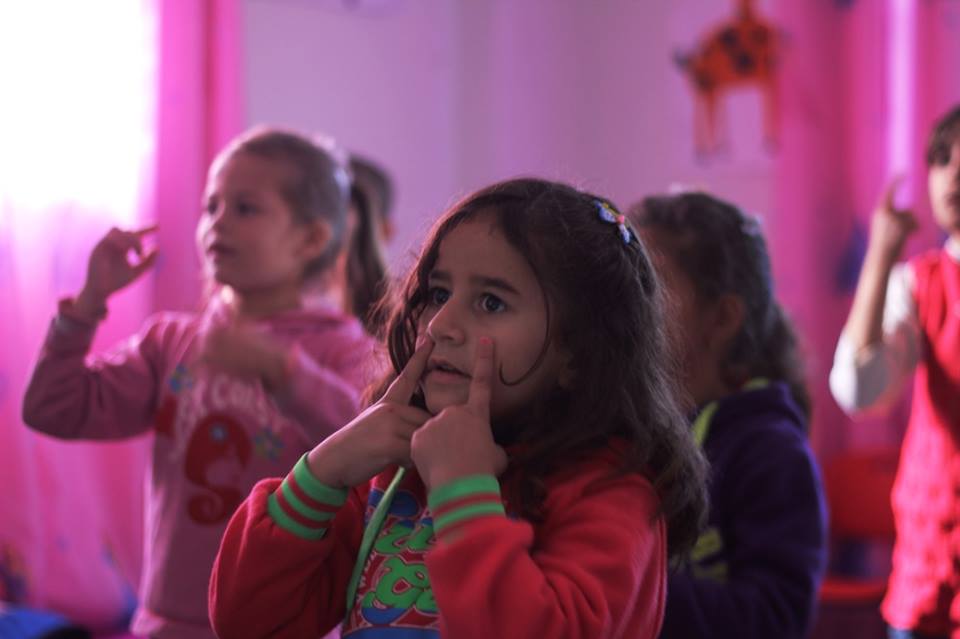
[428,474,501,510]
[267,493,327,540]
[428,474,505,536]
[292,453,348,507]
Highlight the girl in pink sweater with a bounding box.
[22,127,376,639]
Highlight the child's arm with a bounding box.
[22,226,164,439]
[273,343,365,439]
[208,459,367,639]
[830,180,920,413]
[199,323,363,441]
[413,341,666,638]
[211,338,435,637]
[659,426,826,639]
[423,471,667,639]
[21,305,168,439]
[843,180,917,351]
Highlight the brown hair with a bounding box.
[371,177,708,557]
[926,104,960,167]
[218,127,350,279]
[629,191,811,421]
[344,155,393,335]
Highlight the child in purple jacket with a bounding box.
[630,191,828,639]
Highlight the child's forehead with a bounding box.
[435,217,511,258]
[430,218,539,286]
[207,152,289,191]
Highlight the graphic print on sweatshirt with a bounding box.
[153,363,299,525]
[344,484,440,638]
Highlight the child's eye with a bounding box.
[204,197,218,215]
[236,201,257,216]
[479,293,506,313]
[427,286,450,306]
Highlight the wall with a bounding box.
[243,0,777,268]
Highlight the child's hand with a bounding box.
[199,322,289,390]
[306,337,435,489]
[411,338,508,492]
[76,225,159,320]
[869,177,918,263]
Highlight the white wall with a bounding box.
[243,0,777,266]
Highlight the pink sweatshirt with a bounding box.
[22,297,378,639]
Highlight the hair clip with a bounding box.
[595,200,633,245]
[740,212,764,238]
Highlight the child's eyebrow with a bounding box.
[429,270,521,296]
[473,276,521,296]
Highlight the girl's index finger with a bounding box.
[882,176,904,212]
[135,223,160,236]
[383,336,434,404]
[467,337,494,419]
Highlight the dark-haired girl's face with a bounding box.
[929,140,960,236]
[416,217,571,420]
[641,229,724,407]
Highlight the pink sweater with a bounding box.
[22,298,378,639]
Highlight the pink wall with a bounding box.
[243,0,461,269]
[241,0,960,457]
[242,0,776,265]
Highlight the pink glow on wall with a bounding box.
[887,0,916,199]
[0,0,157,628]
[0,1,156,218]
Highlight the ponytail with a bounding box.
[345,184,390,336]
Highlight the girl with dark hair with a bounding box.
[210,177,709,639]
[830,104,960,639]
[22,127,377,639]
[629,191,828,639]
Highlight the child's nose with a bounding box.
[209,206,230,230]
[426,301,466,345]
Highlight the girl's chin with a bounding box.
[424,395,465,416]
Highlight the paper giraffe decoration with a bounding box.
[675,0,780,156]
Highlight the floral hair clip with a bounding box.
[595,200,633,245]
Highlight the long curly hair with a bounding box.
[370,177,708,557]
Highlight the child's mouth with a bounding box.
[208,243,235,258]
[425,360,469,383]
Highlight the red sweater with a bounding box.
[209,447,667,638]
[883,249,960,636]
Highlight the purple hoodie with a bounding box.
[659,382,828,639]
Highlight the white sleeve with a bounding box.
[829,263,921,415]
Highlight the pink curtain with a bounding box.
[0,0,243,632]
[154,0,245,313]
[771,0,960,460]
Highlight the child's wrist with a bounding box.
[427,474,504,540]
[864,241,901,270]
[306,445,348,489]
[72,288,108,323]
[425,465,497,492]
[262,346,295,393]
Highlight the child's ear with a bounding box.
[299,219,332,261]
[711,293,745,351]
[380,218,395,244]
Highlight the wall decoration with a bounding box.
[674,0,780,157]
